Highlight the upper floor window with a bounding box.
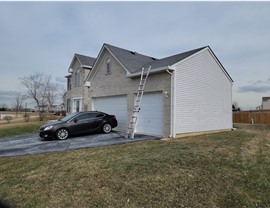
[75,70,81,87]
[106,58,111,74]
[67,77,71,90]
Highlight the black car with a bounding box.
[39,111,118,140]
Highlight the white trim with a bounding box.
[166,69,174,138]
[82,65,92,69]
[207,48,234,83]
[127,65,175,78]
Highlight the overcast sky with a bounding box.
[0,1,270,109]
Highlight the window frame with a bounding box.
[75,69,81,87]
[67,77,71,90]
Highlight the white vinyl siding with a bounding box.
[174,49,232,134]
[262,100,270,110]
[136,92,163,136]
[92,95,127,130]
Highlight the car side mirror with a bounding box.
[74,119,78,123]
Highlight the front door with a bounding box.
[73,99,81,113]
[75,100,80,112]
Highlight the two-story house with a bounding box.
[64,54,95,113]
[65,43,233,138]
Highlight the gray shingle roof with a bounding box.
[104,44,157,73]
[134,46,208,73]
[75,53,96,68]
[263,97,270,102]
[104,44,207,74]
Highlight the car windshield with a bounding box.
[59,112,77,122]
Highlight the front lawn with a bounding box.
[0,122,45,138]
[0,127,269,207]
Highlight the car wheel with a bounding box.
[56,128,69,140]
[102,123,112,134]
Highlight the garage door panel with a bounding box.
[136,92,163,136]
[93,96,127,130]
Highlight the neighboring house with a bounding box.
[65,43,233,137]
[64,53,96,113]
[262,97,270,110]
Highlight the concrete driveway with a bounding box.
[0,131,160,158]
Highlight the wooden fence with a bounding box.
[233,110,270,124]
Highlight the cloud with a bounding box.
[0,91,18,105]
[238,85,270,93]
[238,78,270,93]
[0,90,18,97]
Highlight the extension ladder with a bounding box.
[126,66,151,139]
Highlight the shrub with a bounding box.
[3,116,12,124]
[24,114,30,122]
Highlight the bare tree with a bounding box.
[20,73,51,121]
[13,92,26,117]
[46,80,58,117]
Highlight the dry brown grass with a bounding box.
[0,125,270,207]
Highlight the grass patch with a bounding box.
[0,122,45,138]
[0,129,270,207]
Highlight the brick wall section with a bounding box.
[88,50,172,136]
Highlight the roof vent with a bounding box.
[151,57,156,60]
[130,51,136,55]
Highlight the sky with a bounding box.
[0,1,270,110]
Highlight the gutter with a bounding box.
[126,65,175,78]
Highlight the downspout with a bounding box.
[166,68,174,138]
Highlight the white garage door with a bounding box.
[136,92,163,136]
[92,95,127,130]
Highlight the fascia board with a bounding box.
[206,47,234,83]
[126,66,175,78]
[82,65,92,69]
[68,55,77,73]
